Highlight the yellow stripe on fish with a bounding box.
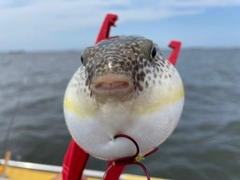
[64,80,184,117]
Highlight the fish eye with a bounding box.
[151,46,156,59]
[81,46,94,66]
[80,55,84,65]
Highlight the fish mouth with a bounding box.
[91,74,134,96]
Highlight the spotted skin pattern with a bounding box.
[64,35,184,160]
[73,36,176,95]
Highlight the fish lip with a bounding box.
[90,74,134,96]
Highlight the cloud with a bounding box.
[1,0,239,32]
[0,0,239,50]
[165,0,240,8]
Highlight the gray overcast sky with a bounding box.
[0,0,240,52]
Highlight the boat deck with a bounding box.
[0,159,167,180]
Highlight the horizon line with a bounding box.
[1,46,240,54]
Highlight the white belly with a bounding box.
[65,98,184,160]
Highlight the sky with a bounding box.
[0,0,240,52]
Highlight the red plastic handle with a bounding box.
[95,14,118,45]
[168,40,181,65]
[62,140,89,180]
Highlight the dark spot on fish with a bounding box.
[144,61,147,66]
[85,79,89,86]
[137,74,140,81]
[145,81,149,88]
[139,71,146,79]
[126,61,131,66]
[160,61,165,67]
[146,69,151,74]
[137,82,143,91]
[135,65,139,71]
[113,67,118,71]
[119,61,125,66]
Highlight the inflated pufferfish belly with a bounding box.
[64,36,184,160]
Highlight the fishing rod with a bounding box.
[1,69,30,177]
[3,72,29,155]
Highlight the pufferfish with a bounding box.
[64,36,184,161]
